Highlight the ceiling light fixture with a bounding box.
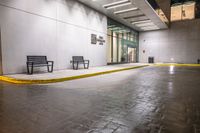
[103,0,131,9]
[123,14,145,19]
[141,26,159,30]
[135,22,154,27]
[114,7,138,14]
[132,20,151,24]
[137,24,156,28]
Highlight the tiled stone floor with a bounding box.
[0,66,200,133]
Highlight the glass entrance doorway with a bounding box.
[107,19,139,64]
[128,47,137,63]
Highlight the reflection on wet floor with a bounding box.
[0,66,200,133]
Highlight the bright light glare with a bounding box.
[169,65,175,74]
[103,0,131,9]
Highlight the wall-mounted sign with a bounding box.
[97,36,105,45]
[91,34,97,44]
[91,34,105,45]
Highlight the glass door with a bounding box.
[128,47,137,63]
[121,44,128,63]
[107,19,139,64]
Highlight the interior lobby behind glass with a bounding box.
[107,19,139,64]
[171,0,200,21]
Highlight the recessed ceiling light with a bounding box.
[123,14,145,19]
[114,7,138,14]
[135,22,154,27]
[103,0,131,9]
[141,26,159,30]
[132,20,151,24]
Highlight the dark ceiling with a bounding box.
[171,0,199,5]
[148,0,198,9]
[147,0,200,9]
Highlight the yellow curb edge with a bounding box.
[0,65,149,84]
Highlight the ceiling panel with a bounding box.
[78,0,168,31]
[117,10,143,18]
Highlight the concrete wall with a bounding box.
[139,19,200,63]
[0,0,107,74]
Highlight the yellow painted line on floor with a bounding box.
[0,65,149,84]
[154,64,200,67]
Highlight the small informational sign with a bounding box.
[91,34,97,44]
[97,36,105,45]
[91,34,105,45]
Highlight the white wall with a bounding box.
[0,0,107,74]
[139,19,200,63]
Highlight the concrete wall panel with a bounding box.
[0,0,107,74]
[139,19,200,64]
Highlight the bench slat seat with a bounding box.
[70,56,89,70]
[26,56,54,74]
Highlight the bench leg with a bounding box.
[83,63,86,69]
[51,65,54,72]
[72,62,79,70]
[76,63,79,70]
[84,63,89,69]
[27,66,33,74]
[87,63,89,69]
[73,62,79,70]
[31,65,33,74]
[47,65,53,73]
[47,66,50,72]
[27,65,30,74]
[72,63,75,70]
[83,63,89,69]
[27,65,33,74]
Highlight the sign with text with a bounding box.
[91,34,105,45]
[91,34,97,44]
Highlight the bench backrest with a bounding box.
[72,56,84,62]
[27,56,47,64]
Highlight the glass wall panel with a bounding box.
[118,34,122,62]
[171,4,182,21]
[182,2,195,20]
[107,19,139,64]
[171,1,196,22]
[148,0,199,22]
[107,29,112,63]
[113,33,118,63]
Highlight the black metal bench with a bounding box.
[26,56,54,74]
[70,56,89,70]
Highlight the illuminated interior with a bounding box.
[107,19,139,64]
[171,1,196,21]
